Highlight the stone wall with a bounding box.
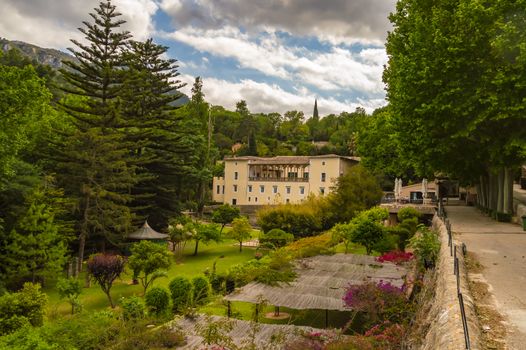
[419,215,481,349]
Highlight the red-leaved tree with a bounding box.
[87,254,125,308]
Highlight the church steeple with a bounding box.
[313,99,319,121]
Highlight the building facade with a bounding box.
[212,155,359,206]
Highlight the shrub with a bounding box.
[397,207,422,222]
[259,228,294,249]
[168,276,192,313]
[192,276,210,306]
[385,226,412,251]
[409,225,440,270]
[209,273,226,294]
[257,204,322,238]
[227,250,296,287]
[144,287,170,316]
[120,296,145,321]
[0,282,47,336]
[372,233,399,254]
[343,281,408,325]
[56,277,83,314]
[376,251,414,265]
[284,231,336,258]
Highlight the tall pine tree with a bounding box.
[56,0,136,272]
[119,39,189,228]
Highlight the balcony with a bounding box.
[248,176,308,182]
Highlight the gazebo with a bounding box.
[128,221,169,241]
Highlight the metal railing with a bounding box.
[439,201,471,350]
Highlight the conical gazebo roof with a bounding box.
[128,221,168,240]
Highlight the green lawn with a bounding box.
[45,230,371,325]
[45,236,259,316]
[200,297,360,330]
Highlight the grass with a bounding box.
[44,229,372,324]
[45,236,259,317]
[200,297,359,330]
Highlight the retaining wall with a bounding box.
[419,215,481,349]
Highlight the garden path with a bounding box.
[447,205,526,349]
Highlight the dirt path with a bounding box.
[447,206,526,349]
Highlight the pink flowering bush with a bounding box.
[375,251,413,265]
[343,281,410,325]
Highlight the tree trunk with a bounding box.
[503,167,513,214]
[239,241,242,252]
[194,240,199,256]
[78,194,90,274]
[105,291,115,308]
[497,168,504,213]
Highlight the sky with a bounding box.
[0,0,397,116]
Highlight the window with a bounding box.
[248,185,252,193]
[321,172,326,182]
[222,185,225,194]
[286,186,291,194]
[288,172,297,179]
[286,199,290,203]
[232,198,237,205]
[322,161,325,165]
[233,185,238,192]
[234,171,238,180]
[320,187,325,195]
[255,197,258,203]
[216,185,220,194]
[260,185,265,193]
[303,172,309,179]
[273,185,278,194]
[248,197,251,202]
[300,186,305,195]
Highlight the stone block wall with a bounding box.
[419,215,481,349]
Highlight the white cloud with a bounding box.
[178,74,386,116]
[0,0,158,49]
[163,27,387,94]
[160,0,395,45]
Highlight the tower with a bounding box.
[313,99,319,121]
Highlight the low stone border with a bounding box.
[419,215,481,350]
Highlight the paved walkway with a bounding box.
[447,206,526,349]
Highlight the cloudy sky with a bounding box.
[0,0,396,116]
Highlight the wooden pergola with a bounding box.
[224,254,408,327]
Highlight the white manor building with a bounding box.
[212,154,360,206]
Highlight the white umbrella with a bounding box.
[398,178,403,200]
[394,178,400,201]
[421,178,428,199]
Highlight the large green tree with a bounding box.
[119,38,188,228]
[385,0,525,214]
[57,0,136,271]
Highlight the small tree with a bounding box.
[212,204,240,234]
[169,276,192,313]
[168,217,195,261]
[330,223,355,254]
[397,207,422,222]
[227,217,252,252]
[351,218,385,255]
[56,277,83,314]
[192,223,221,256]
[86,254,125,308]
[128,240,171,294]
